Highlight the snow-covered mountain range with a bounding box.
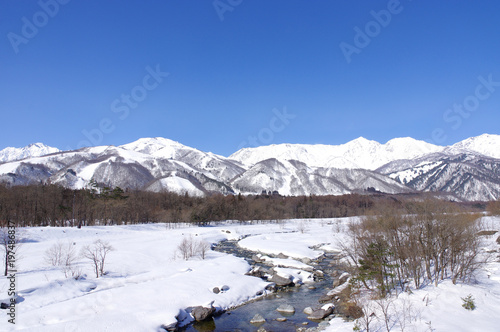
[230,137,445,170]
[0,142,60,163]
[1,134,500,201]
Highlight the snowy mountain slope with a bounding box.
[230,137,443,170]
[375,151,448,175]
[144,175,205,196]
[230,158,413,196]
[386,153,500,201]
[449,133,500,159]
[121,137,246,182]
[0,142,241,195]
[0,142,60,163]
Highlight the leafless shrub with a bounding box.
[177,237,195,261]
[352,294,377,332]
[394,297,421,332]
[81,239,114,278]
[333,219,343,233]
[375,296,395,332]
[343,200,486,297]
[45,241,80,279]
[61,243,80,279]
[45,242,64,266]
[297,221,308,234]
[196,240,211,260]
[177,236,211,260]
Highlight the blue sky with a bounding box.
[1,0,499,156]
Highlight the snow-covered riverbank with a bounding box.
[1,217,499,331]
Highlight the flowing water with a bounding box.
[181,240,341,332]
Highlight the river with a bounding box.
[181,239,341,332]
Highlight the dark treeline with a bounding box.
[0,183,493,227]
[0,183,379,227]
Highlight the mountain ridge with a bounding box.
[0,143,60,163]
[1,134,499,201]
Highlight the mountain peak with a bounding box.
[126,137,182,146]
[386,137,419,145]
[451,134,500,159]
[120,137,186,155]
[0,143,60,163]
[385,137,442,152]
[347,136,377,144]
[28,142,47,148]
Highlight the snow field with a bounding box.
[0,223,270,331]
[0,217,499,331]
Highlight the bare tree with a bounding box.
[177,236,211,260]
[0,224,24,276]
[353,295,377,332]
[61,243,81,279]
[297,221,308,234]
[196,240,211,260]
[45,242,64,266]
[45,241,80,278]
[81,239,114,278]
[177,237,194,261]
[375,297,395,332]
[344,199,485,296]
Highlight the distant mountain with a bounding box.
[0,139,242,197]
[230,158,412,196]
[230,137,444,170]
[120,137,245,183]
[0,143,60,163]
[446,133,500,159]
[382,152,500,201]
[0,134,499,201]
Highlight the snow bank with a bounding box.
[0,223,269,331]
[238,219,335,259]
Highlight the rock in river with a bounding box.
[276,304,295,314]
[250,313,266,324]
[268,273,293,287]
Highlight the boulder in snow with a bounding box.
[268,273,293,287]
[192,305,216,322]
[307,304,333,320]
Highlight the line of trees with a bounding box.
[0,183,378,227]
[0,183,493,228]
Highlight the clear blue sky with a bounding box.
[1,0,499,156]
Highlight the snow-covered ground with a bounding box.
[1,217,499,331]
